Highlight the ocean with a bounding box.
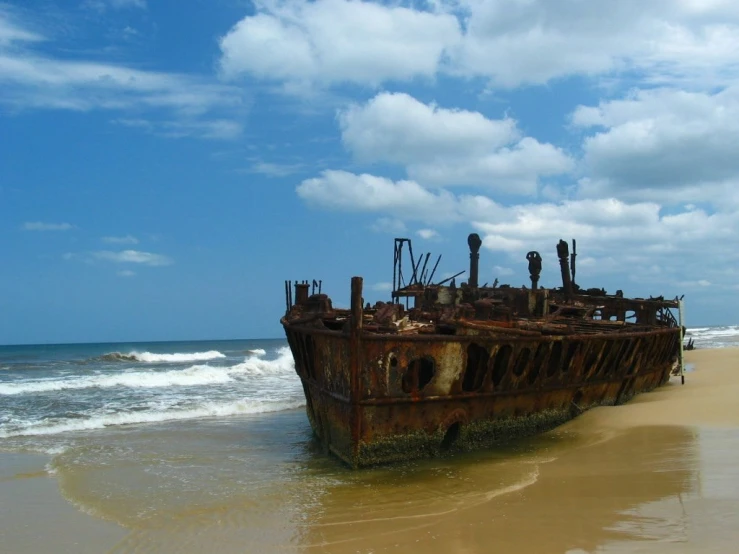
[0,339,302,445]
[1,329,738,552]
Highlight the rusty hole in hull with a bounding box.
[595,341,617,377]
[463,343,489,392]
[583,341,603,381]
[492,345,513,388]
[570,390,585,417]
[624,339,639,374]
[402,357,435,393]
[513,347,531,377]
[301,334,316,380]
[603,341,629,377]
[546,341,563,377]
[563,341,582,374]
[440,422,461,451]
[528,343,549,385]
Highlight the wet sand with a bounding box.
[0,452,126,553]
[2,348,739,553]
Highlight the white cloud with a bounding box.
[0,10,244,134]
[370,217,407,234]
[93,250,173,266]
[114,118,242,140]
[417,229,439,240]
[339,92,573,193]
[0,53,243,114]
[448,0,739,88]
[297,170,504,221]
[22,221,74,231]
[102,235,139,245]
[371,282,393,292]
[82,0,146,11]
[492,265,514,277]
[340,92,517,163]
[297,167,739,293]
[217,0,739,91]
[0,6,42,46]
[219,0,461,87]
[573,86,739,205]
[248,161,304,177]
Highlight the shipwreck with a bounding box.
[281,234,685,468]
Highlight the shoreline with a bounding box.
[1,347,737,553]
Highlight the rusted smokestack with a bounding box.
[294,281,310,305]
[556,240,573,299]
[467,233,482,288]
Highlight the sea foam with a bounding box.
[0,398,305,438]
[101,350,226,363]
[0,347,295,396]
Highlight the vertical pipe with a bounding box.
[677,300,685,385]
[349,276,364,467]
[557,240,573,299]
[468,233,482,288]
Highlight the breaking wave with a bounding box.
[686,325,739,348]
[99,350,226,363]
[0,398,305,439]
[0,347,295,396]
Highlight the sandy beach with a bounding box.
[2,347,739,553]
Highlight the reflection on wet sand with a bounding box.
[55,416,707,554]
[298,426,698,553]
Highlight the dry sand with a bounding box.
[2,348,739,553]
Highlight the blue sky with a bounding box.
[2,0,738,344]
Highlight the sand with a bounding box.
[2,348,739,553]
[0,452,126,553]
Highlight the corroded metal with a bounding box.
[281,235,682,468]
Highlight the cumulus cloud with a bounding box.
[218,0,739,91]
[448,0,739,87]
[297,170,507,221]
[219,0,461,87]
[339,92,573,193]
[22,221,74,231]
[297,166,739,292]
[573,86,739,205]
[93,250,173,266]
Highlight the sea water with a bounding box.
[0,339,302,448]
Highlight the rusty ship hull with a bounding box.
[282,236,682,468]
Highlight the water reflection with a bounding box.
[46,410,721,553]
